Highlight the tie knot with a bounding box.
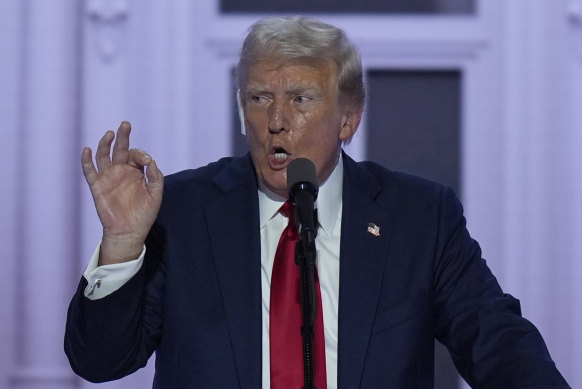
[279,200,296,226]
[279,200,293,217]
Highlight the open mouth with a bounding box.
[273,147,288,161]
[268,147,292,168]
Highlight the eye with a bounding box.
[250,95,269,104]
[294,95,311,104]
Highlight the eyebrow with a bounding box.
[287,84,320,95]
[245,84,322,96]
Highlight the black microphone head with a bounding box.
[287,158,319,202]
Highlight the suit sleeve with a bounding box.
[432,187,570,388]
[64,222,166,383]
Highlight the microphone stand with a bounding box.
[287,158,320,389]
[295,210,318,389]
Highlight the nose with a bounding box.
[267,100,290,133]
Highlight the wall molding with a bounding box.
[206,37,489,64]
[86,0,130,62]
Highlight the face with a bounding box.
[243,57,362,198]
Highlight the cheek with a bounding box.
[291,111,310,128]
[247,133,266,158]
[245,107,267,129]
[245,116,266,143]
[289,112,325,144]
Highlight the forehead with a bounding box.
[245,57,338,89]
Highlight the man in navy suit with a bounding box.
[65,16,570,388]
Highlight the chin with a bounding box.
[258,173,286,196]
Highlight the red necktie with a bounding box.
[270,201,327,389]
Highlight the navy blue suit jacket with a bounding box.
[65,153,569,388]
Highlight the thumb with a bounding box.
[146,159,164,193]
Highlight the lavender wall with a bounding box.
[0,1,580,388]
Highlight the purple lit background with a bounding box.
[1,1,581,388]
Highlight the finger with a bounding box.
[95,130,114,172]
[112,121,131,164]
[127,148,152,169]
[146,159,164,201]
[145,158,163,185]
[81,147,99,185]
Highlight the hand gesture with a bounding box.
[81,121,164,265]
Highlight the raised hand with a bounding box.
[82,121,164,265]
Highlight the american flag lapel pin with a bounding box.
[367,222,380,237]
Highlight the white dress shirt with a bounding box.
[83,157,344,389]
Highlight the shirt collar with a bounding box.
[258,156,344,235]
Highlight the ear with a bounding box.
[237,89,246,135]
[339,105,363,142]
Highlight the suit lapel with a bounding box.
[337,155,395,389]
[205,155,262,389]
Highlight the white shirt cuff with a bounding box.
[82,242,146,300]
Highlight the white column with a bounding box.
[0,0,24,386]
[8,0,82,388]
[565,2,582,386]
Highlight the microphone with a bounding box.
[287,158,319,244]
